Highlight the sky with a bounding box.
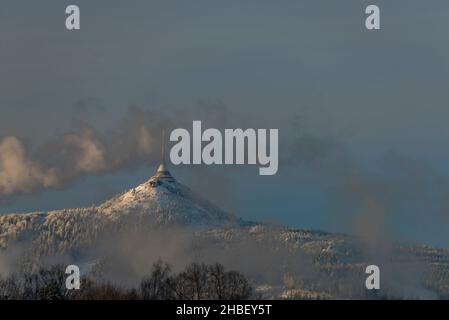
[1,0,449,247]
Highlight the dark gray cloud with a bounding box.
[0,106,169,199]
[0,101,234,200]
[1,0,449,247]
[73,97,107,114]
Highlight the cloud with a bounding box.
[1,101,449,251]
[64,127,108,172]
[0,243,26,277]
[63,225,317,289]
[326,151,449,246]
[0,106,170,200]
[72,97,107,114]
[279,114,346,168]
[0,136,59,197]
[0,101,237,201]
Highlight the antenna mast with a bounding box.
[162,129,165,164]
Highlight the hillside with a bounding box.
[1,164,449,299]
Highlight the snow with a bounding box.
[0,169,238,254]
[0,167,449,299]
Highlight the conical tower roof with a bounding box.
[150,130,175,182]
[153,161,175,181]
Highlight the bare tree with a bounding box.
[220,269,252,299]
[169,262,252,300]
[209,263,227,299]
[22,265,69,300]
[140,259,171,300]
[1,260,253,300]
[0,274,21,300]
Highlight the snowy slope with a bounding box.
[97,176,237,226]
[0,164,238,255]
[1,165,449,298]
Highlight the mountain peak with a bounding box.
[149,161,176,186]
[97,163,238,227]
[0,162,239,256]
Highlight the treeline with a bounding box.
[0,261,253,300]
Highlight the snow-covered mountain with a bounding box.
[0,163,238,255]
[1,163,449,299]
[97,162,238,226]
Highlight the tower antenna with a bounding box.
[162,129,165,165]
[151,128,174,183]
